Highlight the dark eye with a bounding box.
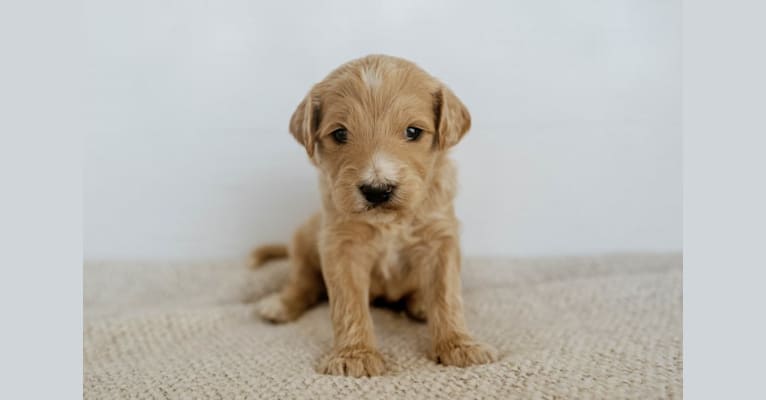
[405,126,422,141]
[331,128,348,144]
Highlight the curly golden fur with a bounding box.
[252,54,496,377]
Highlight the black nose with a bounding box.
[359,184,395,205]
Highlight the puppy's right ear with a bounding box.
[434,86,471,149]
[289,91,320,158]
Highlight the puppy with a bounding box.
[252,55,496,377]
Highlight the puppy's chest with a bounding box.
[372,226,414,283]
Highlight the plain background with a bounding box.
[83,0,681,261]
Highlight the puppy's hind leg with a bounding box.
[404,290,428,322]
[257,257,324,323]
[256,214,324,323]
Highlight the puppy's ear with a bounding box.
[434,86,471,149]
[289,91,320,157]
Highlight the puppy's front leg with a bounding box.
[318,234,385,377]
[424,237,496,367]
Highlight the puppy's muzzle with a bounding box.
[358,184,396,205]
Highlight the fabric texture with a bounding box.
[84,253,682,399]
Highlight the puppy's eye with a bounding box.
[331,128,348,144]
[405,126,422,141]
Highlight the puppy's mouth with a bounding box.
[363,202,400,212]
[355,196,403,213]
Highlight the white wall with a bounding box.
[84,0,681,261]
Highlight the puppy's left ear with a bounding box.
[434,86,471,149]
[289,91,320,158]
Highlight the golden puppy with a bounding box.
[252,55,496,377]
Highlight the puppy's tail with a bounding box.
[250,244,289,268]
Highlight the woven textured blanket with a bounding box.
[84,253,682,399]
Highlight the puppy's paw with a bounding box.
[433,337,497,367]
[405,294,427,322]
[255,293,295,323]
[318,346,386,377]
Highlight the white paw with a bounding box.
[256,293,292,323]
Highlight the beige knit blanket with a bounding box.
[84,253,682,399]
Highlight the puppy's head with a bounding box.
[289,55,470,214]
